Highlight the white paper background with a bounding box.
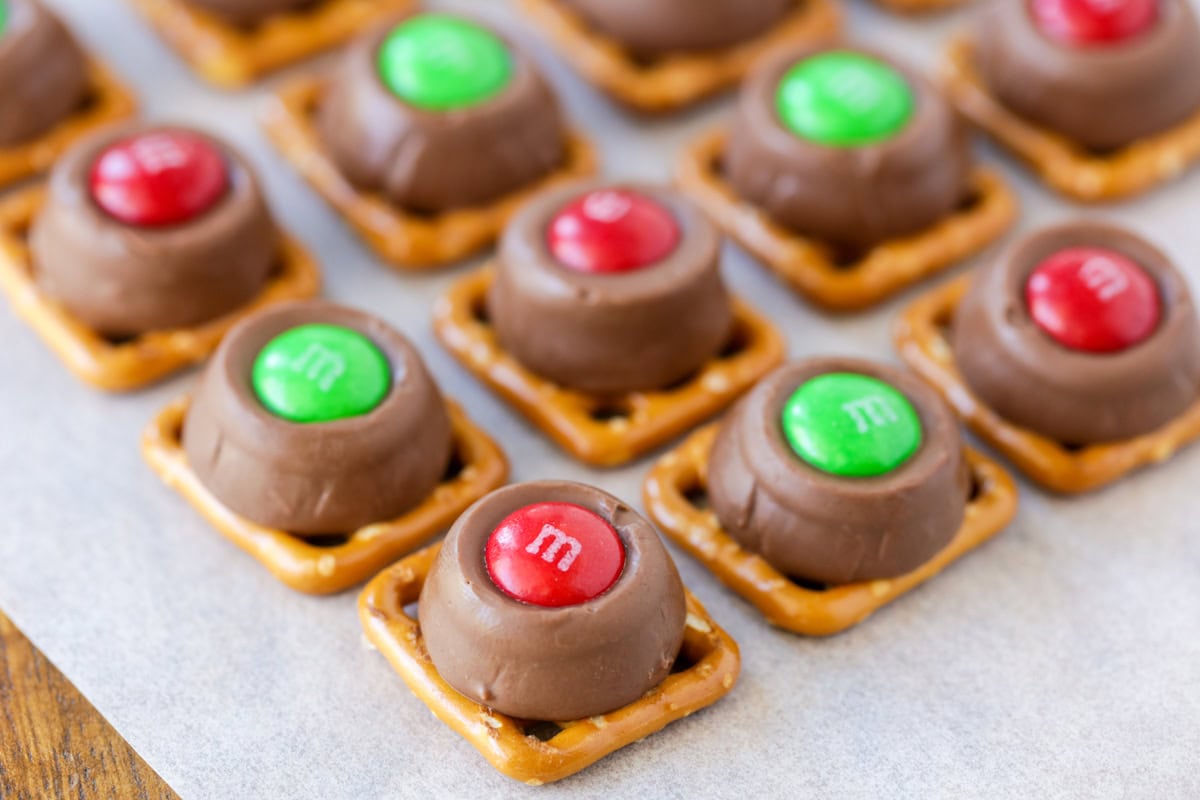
[2,1,1199,798]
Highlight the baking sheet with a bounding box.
[3,1,1199,797]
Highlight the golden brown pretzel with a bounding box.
[261,76,599,269]
[358,543,740,785]
[0,186,321,392]
[0,59,136,190]
[873,0,965,13]
[942,38,1200,202]
[675,129,1018,311]
[126,0,417,88]
[517,0,841,113]
[643,425,1019,636]
[142,399,508,595]
[434,267,786,467]
[895,275,1200,493]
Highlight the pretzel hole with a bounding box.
[469,293,491,326]
[967,471,984,503]
[304,533,351,548]
[955,186,983,214]
[223,0,326,33]
[670,644,699,674]
[403,601,419,620]
[681,481,710,512]
[520,720,565,742]
[787,574,831,593]
[717,325,750,360]
[588,400,634,423]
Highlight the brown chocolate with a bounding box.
[724,44,971,252]
[556,0,791,58]
[419,481,686,721]
[707,358,969,586]
[182,300,453,536]
[0,0,88,147]
[183,0,316,25]
[30,123,277,338]
[488,181,733,395]
[954,222,1200,445]
[974,0,1200,152]
[317,15,567,214]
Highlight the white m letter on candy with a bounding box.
[525,524,583,572]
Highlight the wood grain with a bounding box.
[0,612,179,800]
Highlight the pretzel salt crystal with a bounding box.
[358,543,740,784]
[894,275,1200,493]
[643,425,1019,636]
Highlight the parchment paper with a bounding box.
[2,1,1198,798]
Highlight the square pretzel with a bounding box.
[142,398,509,595]
[942,38,1200,202]
[643,425,1019,636]
[434,268,786,467]
[894,276,1200,493]
[126,0,417,89]
[261,76,599,269]
[676,129,1018,311]
[358,543,740,785]
[0,59,136,190]
[0,185,321,392]
[517,0,841,113]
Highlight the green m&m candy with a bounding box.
[0,1,8,36]
[776,51,915,147]
[252,324,392,424]
[377,14,513,111]
[782,373,921,478]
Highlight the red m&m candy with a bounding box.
[1025,246,1161,353]
[485,502,625,607]
[547,189,681,274]
[1030,0,1158,46]
[89,131,229,227]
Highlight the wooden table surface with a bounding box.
[0,611,179,800]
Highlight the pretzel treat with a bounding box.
[644,425,1018,636]
[0,186,320,391]
[126,0,416,88]
[261,76,598,269]
[942,38,1200,202]
[895,276,1200,493]
[0,60,136,191]
[358,543,740,784]
[434,268,786,467]
[142,399,507,594]
[517,0,840,113]
[677,130,1016,311]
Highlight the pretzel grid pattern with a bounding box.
[0,186,321,391]
[142,399,508,594]
[675,129,1018,311]
[0,59,136,190]
[894,276,1200,493]
[126,0,417,88]
[517,0,841,113]
[261,77,599,269]
[434,267,786,466]
[358,544,740,785]
[643,425,1019,636]
[941,38,1200,202]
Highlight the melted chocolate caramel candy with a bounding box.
[556,0,790,59]
[0,0,88,147]
[183,301,453,535]
[419,481,686,721]
[975,0,1200,151]
[489,181,733,395]
[954,222,1200,445]
[707,358,969,586]
[317,13,567,213]
[30,124,276,338]
[183,0,316,25]
[725,44,970,252]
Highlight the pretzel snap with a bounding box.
[126,0,416,88]
[517,0,840,113]
[434,267,786,467]
[676,130,1017,311]
[0,186,320,391]
[942,38,1200,202]
[643,425,1018,636]
[358,543,740,785]
[142,399,508,594]
[895,276,1200,493]
[261,76,598,269]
